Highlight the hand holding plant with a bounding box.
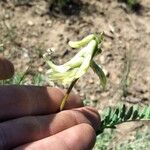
[0,33,149,150]
[44,33,150,134]
[0,56,100,149]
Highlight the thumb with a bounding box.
[0,55,14,80]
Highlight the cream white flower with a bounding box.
[44,33,106,110]
[45,33,106,88]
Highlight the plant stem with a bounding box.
[60,78,78,111]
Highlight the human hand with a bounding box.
[0,56,100,150]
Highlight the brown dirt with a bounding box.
[0,0,150,147]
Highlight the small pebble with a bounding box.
[38,67,43,72]
[88,79,94,84]
[27,20,34,26]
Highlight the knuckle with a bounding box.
[0,125,8,150]
[0,57,14,80]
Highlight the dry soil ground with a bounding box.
[0,0,150,149]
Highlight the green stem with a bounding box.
[60,78,78,111]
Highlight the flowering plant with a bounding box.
[44,33,106,110]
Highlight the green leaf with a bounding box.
[90,60,107,89]
[124,106,133,121]
[120,104,126,119]
[104,107,112,125]
[132,110,139,120]
[140,106,147,119]
[110,108,120,125]
[144,106,150,119]
[99,105,150,135]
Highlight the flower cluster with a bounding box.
[44,33,106,110]
[45,33,106,88]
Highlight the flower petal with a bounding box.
[68,34,95,48]
[48,68,78,85]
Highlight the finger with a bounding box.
[14,124,96,150]
[0,107,100,149]
[0,55,14,80]
[0,86,82,121]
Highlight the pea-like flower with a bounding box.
[44,33,106,110]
